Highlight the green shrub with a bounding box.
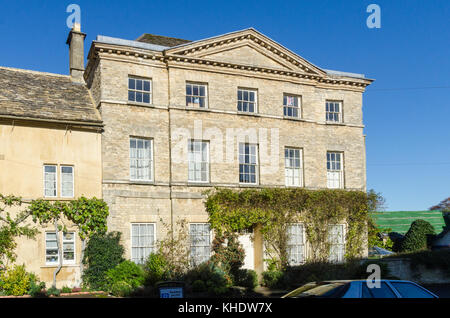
[262,260,391,290]
[110,281,133,297]
[28,281,46,297]
[0,265,38,296]
[82,232,125,290]
[46,286,61,297]
[144,252,170,286]
[400,220,436,252]
[191,280,206,293]
[61,286,72,294]
[261,270,285,289]
[210,232,245,283]
[106,260,145,292]
[184,262,231,295]
[235,269,258,290]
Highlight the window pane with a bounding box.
[190,224,210,266]
[143,81,150,92]
[390,282,434,298]
[136,80,142,91]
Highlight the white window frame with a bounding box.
[189,223,212,267]
[283,94,301,118]
[130,223,156,265]
[60,165,74,198]
[45,231,76,266]
[188,140,210,183]
[239,143,259,185]
[285,147,303,187]
[186,82,208,108]
[287,223,306,266]
[129,137,154,182]
[45,232,59,265]
[62,232,76,265]
[326,151,344,189]
[43,164,57,198]
[328,224,346,263]
[128,76,152,104]
[237,88,257,113]
[326,100,343,123]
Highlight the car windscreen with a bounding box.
[288,282,349,298]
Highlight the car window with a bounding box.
[390,282,434,298]
[362,282,397,298]
[287,283,348,298]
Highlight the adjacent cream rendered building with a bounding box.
[0,25,372,286]
[0,25,102,286]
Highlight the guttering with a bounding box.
[0,114,104,130]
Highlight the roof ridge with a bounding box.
[136,33,191,42]
[0,66,70,79]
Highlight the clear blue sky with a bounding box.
[0,0,449,211]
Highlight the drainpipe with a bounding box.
[164,51,174,240]
[53,221,63,288]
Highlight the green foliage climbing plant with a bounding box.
[205,188,380,269]
[0,193,109,287]
[28,197,109,240]
[0,194,39,266]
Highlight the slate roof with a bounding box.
[0,67,102,125]
[135,33,191,47]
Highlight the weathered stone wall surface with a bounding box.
[378,258,450,284]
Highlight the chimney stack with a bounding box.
[66,23,86,83]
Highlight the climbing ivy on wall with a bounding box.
[205,188,380,269]
[0,194,109,286]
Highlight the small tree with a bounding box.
[210,231,245,283]
[153,218,190,280]
[400,219,436,253]
[0,195,38,267]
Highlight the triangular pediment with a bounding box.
[165,28,326,76]
[195,42,294,70]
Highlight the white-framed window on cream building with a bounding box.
[43,165,57,198]
[239,143,258,184]
[285,147,303,187]
[287,223,305,265]
[128,77,152,104]
[188,140,209,183]
[326,151,344,189]
[326,101,343,123]
[60,166,74,198]
[129,137,153,181]
[328,224,345,263]
[186,82,207,108]
[283,94,301,118]
[190,223,211,267]
[45,231,76,265]
[237,88,257,113]
[131,223,156,265]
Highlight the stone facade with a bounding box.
[85,28,372,274]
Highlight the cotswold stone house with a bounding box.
[0,24,372,285]
[84,27,372,274]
